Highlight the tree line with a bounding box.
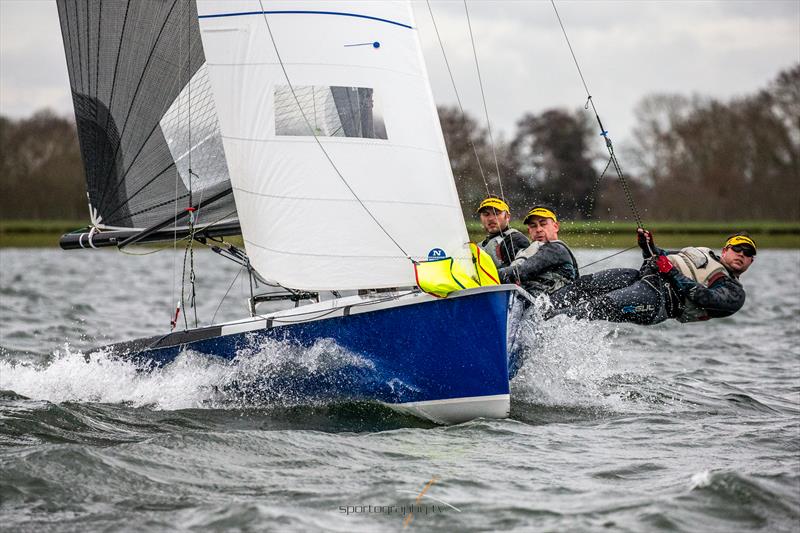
[1,64,797,223]
[443,64,799,223]
[0,111,86,220]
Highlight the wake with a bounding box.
[0,337,375,411]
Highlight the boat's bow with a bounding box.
[106,285,529,424]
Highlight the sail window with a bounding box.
[275,86,387,139]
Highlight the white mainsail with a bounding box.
[197,0,473,290]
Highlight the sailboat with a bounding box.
[55,0,531,424]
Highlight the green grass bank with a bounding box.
[467,221,800,249]
[1,219,799,249]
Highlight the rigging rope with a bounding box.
[170,1,185,331]
[181,13,199,331]
[210,265,244,325]
[180,207,198,329]
[550,0,644,229]
[578,245,637,270]
[425,0,490,197]
[463,0,505,201]
[584,155,613,223]
[256,0,411,260]
[182,176,201,329]
[427,2,523,283]
[119,242,175,256]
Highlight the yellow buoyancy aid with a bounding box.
[470,242,500,287]
[479,228,526,268]
[414,245,499,298]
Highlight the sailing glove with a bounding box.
[497,266,516,285]
[655,254,675,274]
[637,228,655,258]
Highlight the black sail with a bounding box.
[56,0,238,232]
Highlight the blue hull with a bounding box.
[114,286,524,422]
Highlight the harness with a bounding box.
[479,227,525,267]
[512,240,579,294]
[665,247,733,322]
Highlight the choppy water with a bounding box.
[1,248,798,532]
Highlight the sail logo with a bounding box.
[427,248,446,261]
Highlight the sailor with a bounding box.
[497,205,579,295]
[547,230,755,325]
[476,196,530,268]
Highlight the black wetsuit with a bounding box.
[480,228,530,268]
[548,248,746,325]
[498,241,579,295]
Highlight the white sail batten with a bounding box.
[197,0,472,290]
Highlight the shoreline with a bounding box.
[2,220,799,249]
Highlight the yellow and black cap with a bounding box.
[724,234,757,256]
[477,197,510,214]
[523,206,558,224]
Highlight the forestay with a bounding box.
[197,0,473,290]
[56,0,237,232]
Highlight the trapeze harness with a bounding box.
[508,239,579,294]
[479,228,527,268]
[665,247,734,323]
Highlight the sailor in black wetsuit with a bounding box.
[477,196,530,268]
[497,206,578,296]
[548,231,755,325]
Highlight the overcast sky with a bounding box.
[1,0,798,145]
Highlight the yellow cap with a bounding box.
[725,235,757,251]
[524,207,558,224]
[477,197,510,214]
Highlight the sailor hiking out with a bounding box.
[497,206,579,296]
[547,230,755,325]
[476,196,530,269]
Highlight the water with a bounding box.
[1,248,798,532]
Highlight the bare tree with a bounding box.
[0,111,86,220]
[509,109,598,219]
[629,65,799,221]
[438,105,516,216]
